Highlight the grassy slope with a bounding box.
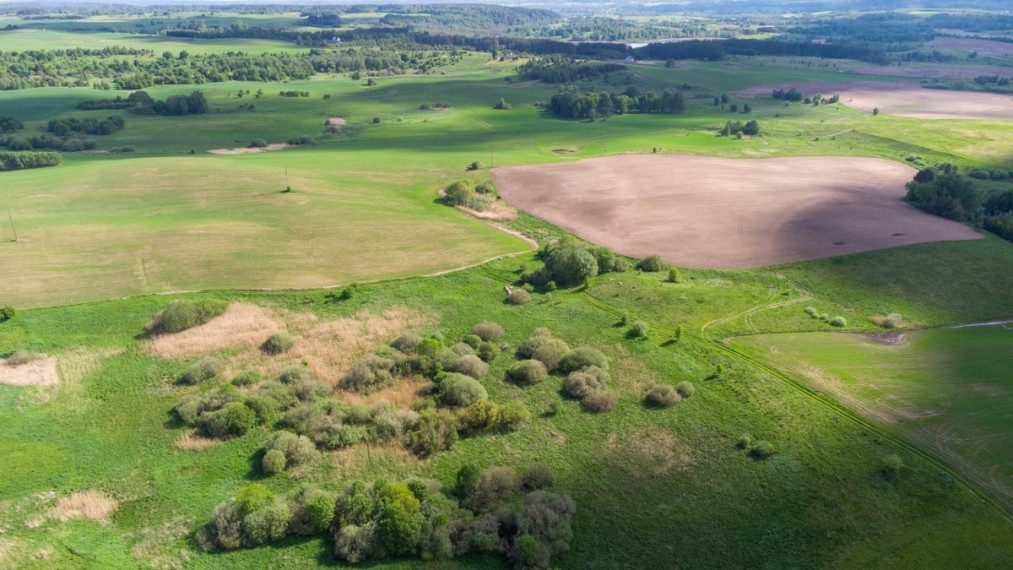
[732,325,1013,513]
[2,261,1012,568]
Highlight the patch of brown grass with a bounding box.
[331,443,421,479]
[0,356,59,388]
[48,491,118,523]
[339,377,427,409]
[173,430,221,451]
[148,303,286,360]
[457,202,518,221]
[605,428,694,478]
[228,306,434,385]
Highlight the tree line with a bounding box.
[0,150,61,172]
[517,56,626,83]
[633,38,887,64]
[548,86,685,120]
[905,167,1013,243]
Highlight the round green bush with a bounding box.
[438,373,488,407]
[531,338,570,371]
[262,333,294,355]
[749,440,775,460]
[250,138,268,148]
[390,332,422,353]
[804,306,818,317]
[581,390,618,413]
[453,354,489,379]
[675,381,695,398]
[505,359,548,386]
[262,449,287,475]
[472,321,504,342]
[829,316,847,327]
[629,321,650,338]
[0,304,15,322]
[450,342,476,356]
[736,435,752,449]
[461,333,484,349]
[304,493,336,533]
[181,356,225,385]
[231,370,263,387]
[506,289,531,305]
[477,341,500,363]
[646,384,680,407]
[557,347,609,373]
[516,328,552,358]
[636,254,666,272]
[563,366,608,399]
[522,463,554,490]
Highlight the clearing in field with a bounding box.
[735,80,1013,120]
[494,155,981,269]
[733,324,1013,512]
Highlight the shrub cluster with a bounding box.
[196,483,335,551]
[180,356,225,385]
[0,304,15,322]
[506,359,548,386]
[0,150,62,171]
[328,466,574,567]
[148,299,228,334]
[522,240,625,289]
[873,313,903,329]
[636,254,666,272]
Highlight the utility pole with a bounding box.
[7,208,16,242]
[285,167,289,189]
[490,149,494,168]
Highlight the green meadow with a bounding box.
[733,324,1013,513]
[1,16,1012,569]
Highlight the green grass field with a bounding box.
[1,22,1013,569]
[2,265,1012,568]
[733,324,1013,513]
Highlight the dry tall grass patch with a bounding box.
[228,306,434,385]
[49,491,118,524]
[148,303,287,360]
[339,377,428,409]
[0,356,59,388]
[173,430,221,451]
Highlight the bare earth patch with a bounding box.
[48,491,118,524]
[734,80,1013,120]
[0,356,59,388]
[494,155,981,269]
[207,143,290,155]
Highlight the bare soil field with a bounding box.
[735,80,1013,120]
[493,155,981,269]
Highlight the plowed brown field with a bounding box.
[494,155,981,269]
